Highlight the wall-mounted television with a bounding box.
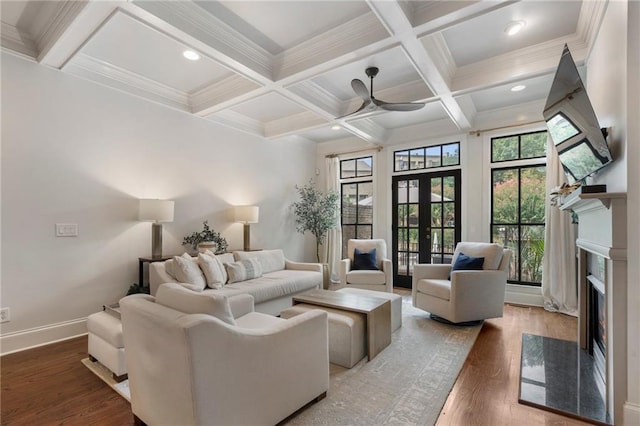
[543,45,613,184]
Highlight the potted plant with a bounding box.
[182,220,229,254]
[291,180,340,263]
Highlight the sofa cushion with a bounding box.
[156,283,235,325]
[416,278,451,301]
[224,270,320,304]
[225,259,263,284]
[171,253,206,291]
[346,270,386,285]
[234,312,285,329]
[198,251,225,289]
[234,249,286,274]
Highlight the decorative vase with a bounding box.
[198,241,217,253]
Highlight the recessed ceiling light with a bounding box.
[331,125,341,130]
[504,20,526,36]
[183,50,200,61]
[511,85,526,92]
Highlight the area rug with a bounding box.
[81,357,130,401]
[82,299,481,425]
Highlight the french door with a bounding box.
[392,170,461,288]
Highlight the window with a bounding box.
[394,142,459,172]
[490,131,547,286]
[340,156,373,257]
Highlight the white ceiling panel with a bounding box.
[80,12,234,93]
[296,126,353,143]
[230,92,306,122]
[362,101,451,129]
[443,1,582,67]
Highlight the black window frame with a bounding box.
[393,142,460,172]
[490,130,547,164]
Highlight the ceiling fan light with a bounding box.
[504,20,526,36]
[182,50,200,61]
[511,85,526,92]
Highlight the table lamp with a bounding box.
[234,205,259,251]
[139,199,175,258]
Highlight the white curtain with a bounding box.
[542,135,578,316]
[323,156,342,283]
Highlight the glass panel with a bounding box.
[341,159,356,179]
[341,183,357,224]
[397,180,408,203]
[431,204,442,227]
[395,150,409,171]
[425,146,442,167]
[397,252,408,275]
[442,143,460,166]
[520,167,546,223]
[431,177,441,201]
[408,252,418,274]
[410,148,425,170]
[357,182,373,224]
[492,169,519,223]
[443,229,455,256]
[443,202,455,227]
[342,225,356,258]
[408,228,419,252]
[492,136,518,162]
[398,228,407,251]
[398,205,407,227]
[492,225,519,281]
[521,132,547,159]
[356,157,373,177]
[409,179,419,202]
[521,225,545,283]
[431,228,442,253]
[408,204,419,226]
[357,225,372,240]
[443,176,455,200]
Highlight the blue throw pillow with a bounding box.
[448,252,484,280]
[352,248,378,270]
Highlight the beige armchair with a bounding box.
[120,283,329,426]
[412,242,511,324]
[339,239,393,292]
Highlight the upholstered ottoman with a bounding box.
[87,311,127,382]
[336,287,402,332]
[281,304,365,368]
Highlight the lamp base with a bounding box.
[151,223,163,258]
[243,223,251,251]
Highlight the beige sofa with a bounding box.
[149,249,322,316]
[120,283,329,425]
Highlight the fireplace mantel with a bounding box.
[560,192,627,423]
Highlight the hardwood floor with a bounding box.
[1,304,591,425]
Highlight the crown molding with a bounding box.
[204,110,263,137]
[420,32,456,88]
[344,118,387,144]
[190,75,262,116]
[275,13,388,80]
[577,0,609,60]
[1,22,38,59]
[131,1,273,81]
[35,0,87,58]
[66,53,189,110]
[265,111,326,139]
[287,80,343,117]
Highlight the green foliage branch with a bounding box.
[182,220,229,254]
[291,181,340,262]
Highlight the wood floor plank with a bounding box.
[1,303,592,425]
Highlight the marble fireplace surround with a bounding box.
[560,192,627,423]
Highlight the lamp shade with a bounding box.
[138,199,175,222]
[234,205,259,223]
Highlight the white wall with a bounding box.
[0,52,317,353]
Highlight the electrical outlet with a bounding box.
[0,307,10,323]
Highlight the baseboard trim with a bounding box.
[1,318,87,356]
[624,402,640,425]
[505,284,543,307]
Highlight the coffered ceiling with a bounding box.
[1,0,606,146]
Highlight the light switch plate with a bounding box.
[56,223,79,237]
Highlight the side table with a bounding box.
[138,255,173,287]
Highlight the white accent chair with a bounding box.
[120,283,329,426]
[412,242,512,324]
[339,239,393,292]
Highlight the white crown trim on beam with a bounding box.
[190,75,262,116]
[204,109,264,137]
[1,22,38,59]
[265,111,326,140]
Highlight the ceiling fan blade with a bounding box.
[351,79,371,102]
[336,100,374,119]
[376,100,425,112]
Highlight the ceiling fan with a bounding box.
[338,67,425,118]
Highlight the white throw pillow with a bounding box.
[198,251,225,289]
[214,252,234,283]
[235,249,286,274]
[172,253,207,291]
[156,283,235,325]
[225,259,263,284]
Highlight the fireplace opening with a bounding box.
[588,274,606,389]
